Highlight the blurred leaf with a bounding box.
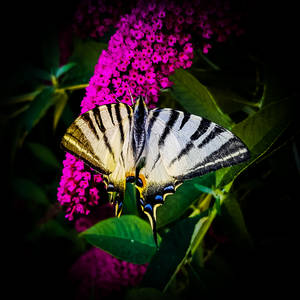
[31,68,52,81]
[142,214,207,291]
[260,63,291,108]
[1,90,42,106]
[53,91,68,130]
[123,183,139,216]
[55,62,77,78]
[157,172,215,229]
[81,215,160,264]
[42,32,59,73]
[194,184,213,195]
[125,287,167,300]
[21,86,55,135]
[60,101,76,128]
[13,177,49,206]
[26,142,60,169]
[222,194,253,247]
[170,69,232,129]
[216,97,295,188]
[60,38,107,86]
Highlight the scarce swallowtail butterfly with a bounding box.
[61,96,250,245]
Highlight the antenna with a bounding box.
[128,88,134,106]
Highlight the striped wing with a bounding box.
[152,109,250,180]
[61,103,135,214]
[137,108,250,241]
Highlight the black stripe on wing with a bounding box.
[81,112,99,140]
[107,105,115,125]
[93,108,106,132]
[169,141,194,167]
[179,112,191,130]
[169,118,213,167]
[180,137,250,180]
[158,110,180,146]
[92,107,116,162]
[190,118,211,141]
[147,109,161,137]
[125,104,132,131]
[114,103,125,143]
[197,126,224,149]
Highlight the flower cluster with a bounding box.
[58,0,244,221]
[57,153,104,220]
[73,0,244,54]
[69,247,147,299]
[80,0,197,112]
[73,0,136,39]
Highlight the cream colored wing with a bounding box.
[136,108,250,243]
[61,102,135,215]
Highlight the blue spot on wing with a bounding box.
[155,195,163,201]
[144,204,152,211]
[163,185,175,193]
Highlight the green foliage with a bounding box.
[26,142,60,169]
[157,172,215,228]
[216,97,295,187]
[60,38,107,87]
[5,16,297,300]
[170,69,233,129]
[81,215,161,264]
[2,35,107,151]
[142,214,208,291]
[13,177,49,207]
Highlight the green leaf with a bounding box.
[13,177,49,206]
[169,68,232,129]
[260,63,292,108]
[21,86,55,135]
[26,142,60,169]
[142,214,207,291]
[31,68,52,81]
[216,97,296,188]
[42,31,60,73]
[60,38,107,86]
[55,62,77,78]
[222,194,253,247]
[194,184,213,195]
[123,183,139,216]
[157,172,215,229]
[125,287,166,300]
[53,91,68,130]
[81,215,160,264]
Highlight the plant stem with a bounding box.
[198,50,221,71]
[2,90,43,105]
[56,83,88,93]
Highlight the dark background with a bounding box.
[2,1,299,299]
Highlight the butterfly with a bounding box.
[61,96,250,245]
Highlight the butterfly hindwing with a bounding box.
[136,108,250,241]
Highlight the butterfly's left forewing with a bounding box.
[61,103,135,215]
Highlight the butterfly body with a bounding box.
[61,96,250,245]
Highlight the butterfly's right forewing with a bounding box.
[150,109,250,180]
